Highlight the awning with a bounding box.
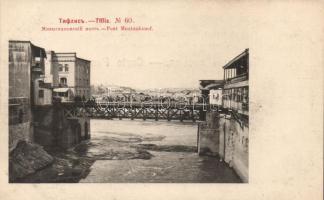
[53,88,70,93]
[199,80,224,90]
[204,83,224,90]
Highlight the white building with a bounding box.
[45,51,91,102]
[209,89,222,106]
[199,80,224,106]
[34,76,52,105]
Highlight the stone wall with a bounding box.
[198,111,249,182]
[197,112,220,156]
[219,115,249,182]
[9,41,33,152]
[9,122,33,151]
[33,104,90,149]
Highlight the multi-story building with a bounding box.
[197,49,249,182]
[222,49,249,116]
[9,40,91,154]
[45,51,91,102]
[9,40,48,150]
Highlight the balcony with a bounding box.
[31,60,44,74]
[39,82,52,89]
[58,83,68,87]
[226,73,248,84]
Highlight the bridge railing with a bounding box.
[62,100,223,111]
[91,100,217,110]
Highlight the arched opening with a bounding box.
[84,122,89,139]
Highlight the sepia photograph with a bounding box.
[8,36,248,184]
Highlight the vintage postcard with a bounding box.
[0,0,323,199]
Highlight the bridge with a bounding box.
[60,101,219,121]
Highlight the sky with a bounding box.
[3,1,250,89]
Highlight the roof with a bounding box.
[204,83,224,90]
[53,88,70,93]
[199,80,224,88]
[52,52,91,62]
[31,43,47,58]
[199,83,224,90]
[55,52,77,54]
[9,40,47,58]
[223,49,249,69]
[76,56,91,62]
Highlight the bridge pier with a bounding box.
[155,106,158,121]
[180,110,183,122]
[143,109,146,121]
[199,108,206,121]
[191,108,196,122]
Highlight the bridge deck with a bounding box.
[60,101,219,121]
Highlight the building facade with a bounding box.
[222,49,249,116]
[9,40,91,152]
[45,52,91,102]
[9,40,47,150]
[197,49,249,182]
[220,48,249,182]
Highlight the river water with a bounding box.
[79,119,241,183]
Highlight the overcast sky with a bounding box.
[4,1,250,89]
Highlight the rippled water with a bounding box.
[80,119,241,183]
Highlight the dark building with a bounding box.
[9,40,47,151]
[222,48,249,117]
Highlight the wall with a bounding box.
[9,122,32,151]
[9,41,33,151]
[44,51,54,84]
[75,58,91,99]
[197,112,220,156]
[51,53,76,89]
[198,111,249,182]
[34,78,52,105]
[9,42,31,99]
[33,104,90,149]
[219,115,248,182]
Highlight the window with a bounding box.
[58,64,63,71]
[57,92,68,97]
[64,64,69,72]
[38,80,44,87]
[237,88,242,102]
[60,77,67,85]
[39,90,44,98]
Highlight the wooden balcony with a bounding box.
[226,73,248,84]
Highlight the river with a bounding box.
[79,119,241,183]
[16,119,241,183]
